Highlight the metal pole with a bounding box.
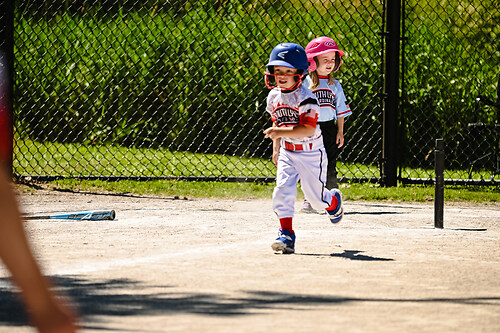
[381,0,401,187]
[434,139,444,228]
[0,0,14,175]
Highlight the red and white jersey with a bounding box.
[304,75,352,122]
[266,85,322,146]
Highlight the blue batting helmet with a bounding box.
[266,43,309,75]
[265,43,308,90]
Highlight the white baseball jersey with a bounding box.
[266,85,334,219]
[304,76,352,122]
[266,84,322,146]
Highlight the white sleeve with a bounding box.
[266,93,273,115]
[335,83,352,118]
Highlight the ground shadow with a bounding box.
[331,250,394,261]
[296,250,394,261]
[15,178,188,201]
[353,203,425,210]
[344,211,405,215]
[1,276,498,330]
[53,187,189,201]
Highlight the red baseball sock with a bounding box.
[326,196,339,211]
[279,217,294,234]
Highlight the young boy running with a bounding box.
[263,43,344,254]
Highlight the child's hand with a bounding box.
[272,151,279,167]
[336,133,344,148]
[263,127,280,140]
[29,294,78,333]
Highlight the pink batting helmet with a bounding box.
[305,36,345,73]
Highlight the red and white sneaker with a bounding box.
[326,189,343,224]
[300,200,318,214]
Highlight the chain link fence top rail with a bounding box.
[12,0,384,181]
[11,0,499,184]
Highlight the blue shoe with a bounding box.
[271,228,296,254]
[326,189,343,224]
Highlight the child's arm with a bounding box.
[272,136,281,167]
[336,117,345,148]
[264,124,315,167]
[0,168,77,333]
[264,123,281,166]
[263,124,316,141]
[333,82,351,149]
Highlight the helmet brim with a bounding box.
[307,49,345,60]
[266,59,301,69]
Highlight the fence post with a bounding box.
[434,139,444,228]
[381,0,401,187]
[0,0,14,175]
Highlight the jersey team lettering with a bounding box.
[314,89,335,109]
[272,105,300,127]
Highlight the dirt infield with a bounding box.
[1,188,499,332]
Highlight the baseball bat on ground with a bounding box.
[23,210,116,221]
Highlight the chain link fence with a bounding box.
[401,0,499,185]
[9,0,500,185]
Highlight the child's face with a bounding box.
[316,51,337,76]
[274,66,298,90]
